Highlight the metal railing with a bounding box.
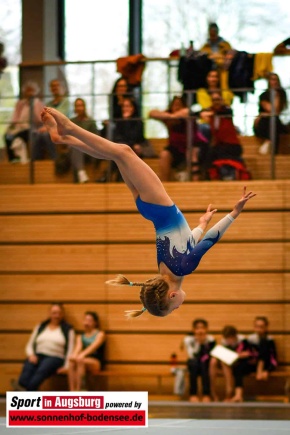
[0,57,289,183]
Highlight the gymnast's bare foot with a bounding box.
[230,395,243,402]
[41,110,68,144]
[43,106,73,135]
[189,395,199,403]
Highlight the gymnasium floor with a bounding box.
[1,400,290,435]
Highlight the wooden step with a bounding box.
[0,136,289,184]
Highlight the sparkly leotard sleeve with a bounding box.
[136,196,234,277]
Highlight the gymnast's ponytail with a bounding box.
[105,274,147,318]
[105,274,170,317]
[124,307,147,318]
[105,274,145,288]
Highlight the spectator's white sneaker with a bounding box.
[78,169,89,183]
[259,141,271,155]
[11,137,29,164]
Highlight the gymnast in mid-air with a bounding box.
[41,107,256,318]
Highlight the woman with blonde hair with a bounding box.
[41,107,256,318]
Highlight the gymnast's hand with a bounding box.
[199,204,218,229]
[231,186,256,218]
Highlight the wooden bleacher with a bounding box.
[0,180,289,399]
[0,135,289,183]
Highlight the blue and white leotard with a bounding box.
[136,196,234,277]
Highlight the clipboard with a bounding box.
[210,344,239,366]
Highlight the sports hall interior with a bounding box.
[0,0,290,422]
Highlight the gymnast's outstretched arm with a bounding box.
[192,187,256,245]
[201,187,256,243]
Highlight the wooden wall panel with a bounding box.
[285,305,290,331]
[0,274,109,302]
[107,243,284,272]
[0,185,108,213]
[0,215,107,243]
[0,333,287,363]
[0,180,289,395]
[178,179,286,210]
[107,273,285,302]
[0,273,285,302]
[285,273,290,300]
[0,363,23,394]
[0,304,109,331]
[0,335,27,359]
[0,212,285,243]
[286,243,290,270]
[106,304,285,332]
[0,164,30,185]
[104,334,288,364]
[0,245,108,272]
[1,181,289,214]
[0,303,285,333]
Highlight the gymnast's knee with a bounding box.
[117,143,136,160]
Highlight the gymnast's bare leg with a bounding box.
[41,107,172,206]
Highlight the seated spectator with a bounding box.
[46,78,70,114]
[114,97,154,157]
[32,79,70,161]
[210,325,253,402]
[224,317,278,402]
[101,76,133,138]
[199,92,250,180]
[247,316,278,382]
[98,77,135,181]
[68,311,105,391]
[253,73,288,155]
[182,318,216,402]
[108,96,155,181]
[110,76,133,120]
[70,98,100,183]
[4,80,44,163]
[197,70,234,109]
[11,303,75,391]
[149,96,207,181]
[197,70,234,142]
